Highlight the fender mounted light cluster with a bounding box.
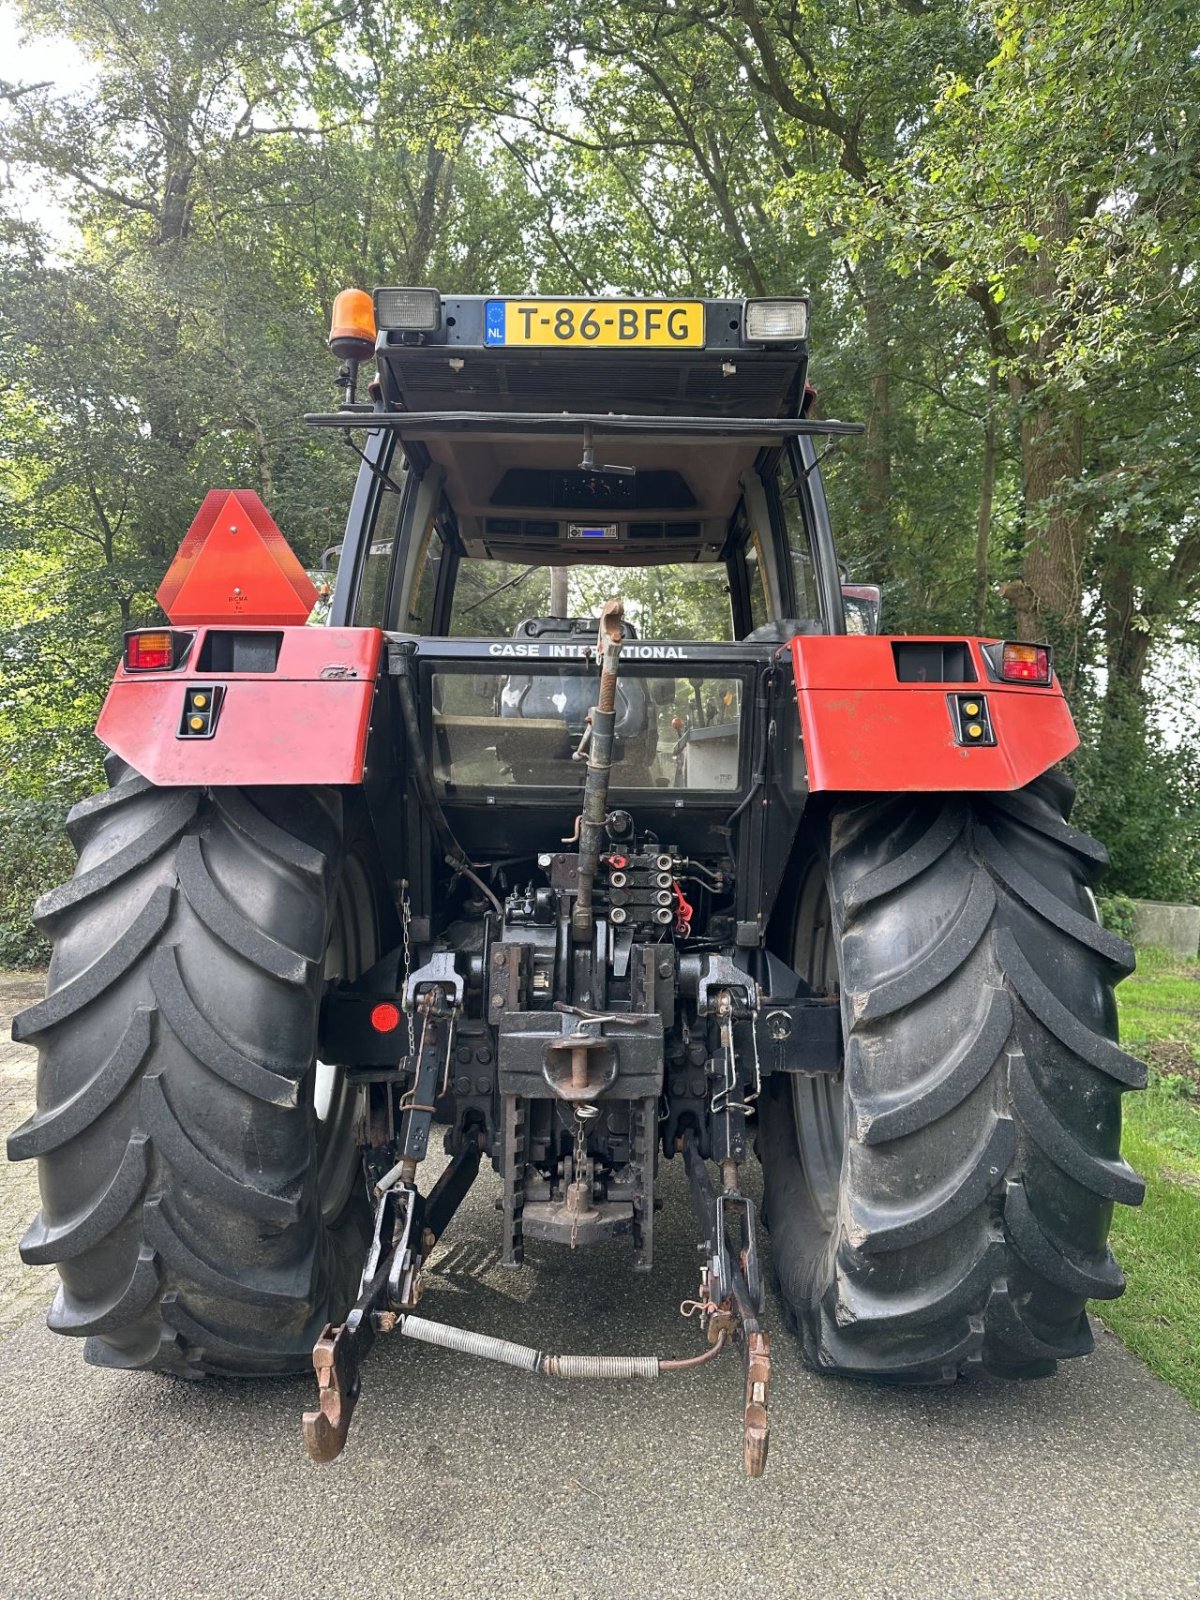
[983,640,1053,685]
[124,629,190,671]
[950,693,996,746]
[178,685,223,738]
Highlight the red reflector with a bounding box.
[157,489,318,626]
[370,1002,402,1034]
[125,630,176,671]
[1000,642,1052,684]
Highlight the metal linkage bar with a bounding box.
[302,1139,483,1464]
[571,598,626,943]
[302,1245,393,1464]
[305,409,866,438]
[398,1315,726,1376]
[399,1317,667,1378]
[681,1135,772,1478]
[501,1094,526,1268]
[424,1141,483,1239]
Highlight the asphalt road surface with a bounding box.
[2,978,1198,1600]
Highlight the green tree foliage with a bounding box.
[0,0,1196,961]
[877,1,1200,683]
[0,0,542,795]
[0,795,74,963]
[1072,690,1200,905]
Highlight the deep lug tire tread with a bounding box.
[7,764,367,1376]
[760,775,1144,1384]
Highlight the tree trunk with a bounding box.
[1101,519,1200,707]
[405,144,457,283]
[860,259,893,553]
[973,365,998,631]
[1001,388,1086,684]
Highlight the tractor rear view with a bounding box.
[9,290,1145,1476]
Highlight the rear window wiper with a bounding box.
[458,564,539,616]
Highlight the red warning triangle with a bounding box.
[157,490,318,626]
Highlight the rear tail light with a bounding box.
[124,629,189,671]
[997,641,1052,684]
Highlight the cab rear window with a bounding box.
[448,560,733,640]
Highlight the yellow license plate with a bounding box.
[484,298,704,349]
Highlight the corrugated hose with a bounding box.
[398,1314,725,1378]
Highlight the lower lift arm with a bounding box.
[301,992,770,1475]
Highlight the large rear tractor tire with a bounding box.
[8,758,380,1376]
[759,773,1146,1381]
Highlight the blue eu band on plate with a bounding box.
[484,299,705,348]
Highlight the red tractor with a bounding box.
[9,290,1145,1475]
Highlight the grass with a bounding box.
[1099,946,1200,1406]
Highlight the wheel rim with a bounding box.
[789,858,846,1231]
[315,854,375,1223]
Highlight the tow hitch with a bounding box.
[680,1135,771,1476]
[302,1135,771,1476]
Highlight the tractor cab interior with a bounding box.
[318,308,851,856]
[330,411,835,857]
[348,421,831,647]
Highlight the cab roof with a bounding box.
[373,295,809,420]
[310,295,862,568]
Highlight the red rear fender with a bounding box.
[97,626,384,786]
[790,635,1078,793]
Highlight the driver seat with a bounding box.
[499,615,657,780]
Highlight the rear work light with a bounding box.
[744,297,809,343]
[124,629,190,672]
[374,286,441,333]
[984,640,1053,685]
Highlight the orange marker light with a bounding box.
[329,289,377,362]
